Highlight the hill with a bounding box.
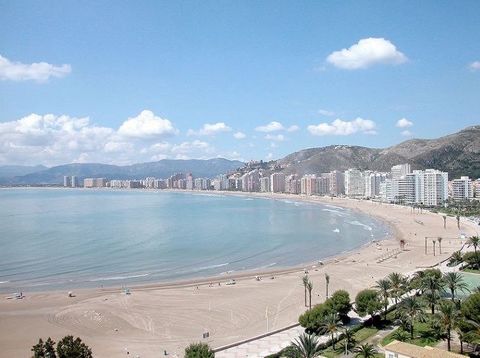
[1,158,243,185]
[277,125,480,178]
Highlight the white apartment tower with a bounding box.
[329,170,344,196]
[452,176,473,201]
[416,169,449,206]
[391,163,411,180]
[344,169,364,197]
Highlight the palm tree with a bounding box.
[319,313,342,350]
[467,236,480,268]
[341,327,356,355]
[375,278,391,321]
[399,296,425,339]
[302,275,309,308]
[291,333,323,358]
[421,274,445,314]
[443,215,447,229]
[444,272,469,301]
[388,272,407,305]
[456,214,460,229]
[353,343,377,358]
[438,237,443,255]
[325,273,330,299]
[307,280,313,310]
[438,300,461,351]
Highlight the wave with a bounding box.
[332,228,340,233]
[322,208,346,216]
[348,220,373,231]
[89,273,150,282]
[0,281,9,284]
[194,262,230,272]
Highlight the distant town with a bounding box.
[63,163,480,207]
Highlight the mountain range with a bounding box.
[0,159,244,185]
[1,125,479,185]
[276,125,480,178]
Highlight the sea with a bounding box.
[0,188,392,292]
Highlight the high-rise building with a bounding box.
[391,164,412,180]
[63,176,71,187]
[416,169,449,206]
[71,176,78,188]
[270,172,286,193]
[344,169,364,197]
[329,170,344,196]
[285,174,300,194]
[301,174,317,196]
[260,176,270,192]
[186,173,194,190]
[317,175,330,195]
[474,179,480,198]
[83,178,107,188]
[452,176,473,201]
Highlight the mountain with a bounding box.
[277,125,480,178]
[2,158,243,185]
[0,165,48,181]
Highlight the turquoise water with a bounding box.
[0,188,391,292]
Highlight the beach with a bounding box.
[0,193,477,358]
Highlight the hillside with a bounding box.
[277,125,480,178]
[1,158,243,185]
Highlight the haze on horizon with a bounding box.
[1,1,479,167]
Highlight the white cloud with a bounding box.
[326,38,407,70]
[401,130,413,137]
[0,54,71,82]
[187,122,231,136]
[318,109,335,116]
[265,134,285,142]
[233,131,246,139]
[266,153,274,160]
[287,125,300,132]
[171,140,214,159]
[307,118,377,136]
[118,110,178,138]
[469,61,480,71]
[255,121,285,132]
[396,118,413,128]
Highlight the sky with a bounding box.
[1,1,479,166]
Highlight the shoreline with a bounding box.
[1,189,478,358]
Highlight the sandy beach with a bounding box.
[0,193,478,358]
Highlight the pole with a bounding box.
[424,237,427,254]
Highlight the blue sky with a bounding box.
[1,1,479,166]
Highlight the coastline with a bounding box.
[1,189,478,357]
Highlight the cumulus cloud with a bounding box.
[401,130,413,137]
[255,121,285,132]
[187,122,232,136]
[307,118,377,136]
[326,38,407,70]
[396,118,413,128]
[118,110,178,138]
[265,134,285,142]
[287,125,300,132]
[233,131,246,139]
[0,111,211,166]
[0,54,71,82]
[469,61,480,71]
[318,109,335,117]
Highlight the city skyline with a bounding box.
[1,1,479,166]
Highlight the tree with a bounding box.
[302,275,309,308]
[319,313,342,350]
[448,251,463,266]
[291,333,323,358]
[456,215,460,229]
[325,273,330,299]
[32,338,46,358]
[467,236,480,268]
[388,272,408,305]
[184,342,214,358]
[375,278,391,321]
[307,280,313,310]
[443,215,447,229]
[326,290,352,323]
[437,300,461,351]
[463,251,480,269]
[355,289,381,318]
[341,327,357,355]
[399,296,425,339]
[438,237,443,254]
[443,272,469,301]
[44,338,56,358]
[299,303,333,333]
[353,343,377,358]
[56,336,92,358]
[420,272,445,314]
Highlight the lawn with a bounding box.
[381,321,441,347]
[320,326,379,357]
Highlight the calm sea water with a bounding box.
[0,188,391,292]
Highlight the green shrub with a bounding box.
[355,289,381,317]
[184,342,214,358]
